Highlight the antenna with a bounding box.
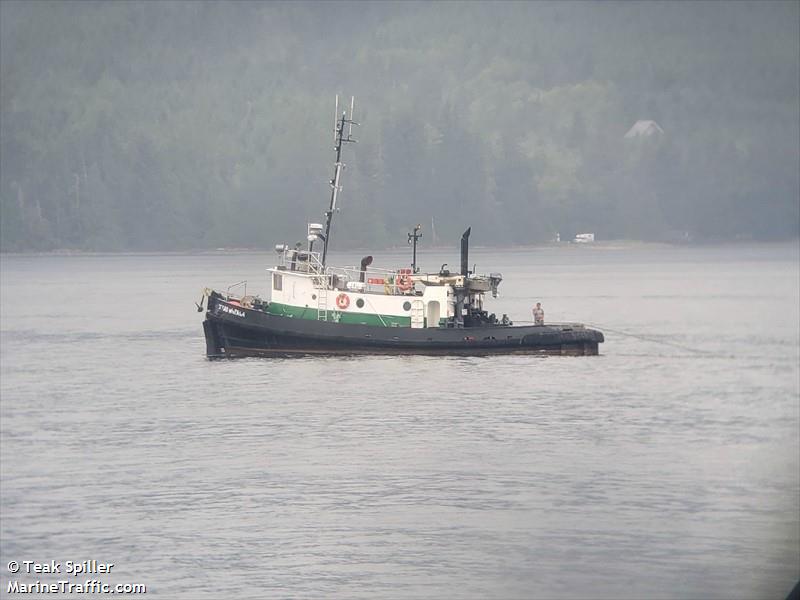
[334,95,339,144]
[348,96,355,139]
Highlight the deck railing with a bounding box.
[274,248,417,295]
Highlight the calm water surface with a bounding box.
[1,244,798,599]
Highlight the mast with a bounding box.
[321,95,357,267]
[407,224,422,273]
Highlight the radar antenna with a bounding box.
[321,95,358,267]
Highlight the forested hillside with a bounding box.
[1,1,798,251]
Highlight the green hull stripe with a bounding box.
[266,301,413,327]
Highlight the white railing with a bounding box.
[226,280,247,297]
[274,248,417,295]
[326,266,415,295]
[276,248,325,274]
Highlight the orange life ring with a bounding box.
[397,274,412,292]
[336,293,350,309]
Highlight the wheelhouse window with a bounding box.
[273,273,283,291]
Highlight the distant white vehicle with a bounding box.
[574,233,595,243]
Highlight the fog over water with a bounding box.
[1,244,798,598]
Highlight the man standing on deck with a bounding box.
[532,302,545,325]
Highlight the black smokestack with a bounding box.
[460,227,471,276]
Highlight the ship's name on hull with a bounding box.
[220,304,246,318]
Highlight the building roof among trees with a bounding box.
[624,120,665,138]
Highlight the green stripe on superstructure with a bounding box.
[266,302,412,327]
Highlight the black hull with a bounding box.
[202,295,603,358]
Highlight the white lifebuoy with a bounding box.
[336,293,350,309]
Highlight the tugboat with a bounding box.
[199,98,604,357]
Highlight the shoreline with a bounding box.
[1,238,799,258]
